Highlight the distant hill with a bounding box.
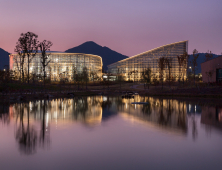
[65,41,128,70]
[0,48,10,70]
[188,53,219,74]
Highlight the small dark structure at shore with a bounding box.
[122,91,135,99]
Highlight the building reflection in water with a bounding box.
[0,103,10,125]
[109,96,187,134]
[201,106,222,130]
[9,96,103,155]
[2,95,222,154]
[14,102,37,154]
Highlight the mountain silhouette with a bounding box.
[65,41,128,70]
[0,43,220,76]
[188,53,219,74]
[0,48,10,70]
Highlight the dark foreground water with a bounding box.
[0,96,222,170]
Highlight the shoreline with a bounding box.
[0,89,222,104]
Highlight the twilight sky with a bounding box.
[0,0,221,56]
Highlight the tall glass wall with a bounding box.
[108,41,188,81]
[11,53,102,81]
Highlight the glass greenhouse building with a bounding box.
[108,41,188,81]
[9,52,103,81]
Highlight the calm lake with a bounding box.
[0,96,222,170]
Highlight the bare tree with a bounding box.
[39,40,53,86]
[205,50,213,62]
[82,67,89,90]
[14,43,25,82]
[15,32,38,83]
[158,57,165,90]
[190,49,199,85]
[183,52,189,84]
[12,54,22,81]
[90,71,100,83]
[177,55,183,82]
[165,57,173,88]
[117,68,125,90]
[141,68,152,89]
[177,52,188,84]
[72,66,77,88]
[73,68,81,90]
[128,70,138,82]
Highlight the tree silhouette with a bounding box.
[190,49,199,85]
[39,40,53,87]
[90,71,99,83]
[117,68,125,90]
[15,32,38,83]
[158,57,165,90]
[164,57,173,88]
[177,52,188,84]
[82,67,89,90]
[14,42,25,82]
[205,50,213,62]
[141,68,152,89]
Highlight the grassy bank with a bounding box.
[1,81,222,103]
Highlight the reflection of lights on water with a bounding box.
[103,96,107,101]
[54,111,57,119]
[219,112,222,122]
[189,104,191,112]
[195,105,196,113]
[29,102,32,111]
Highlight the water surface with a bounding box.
[0,96,222,170]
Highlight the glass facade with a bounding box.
[216,69,222,82]
[10,52,103,81]
[108,41,188,81]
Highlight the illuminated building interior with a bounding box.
[108,41,188,81]
[9,52,103,81]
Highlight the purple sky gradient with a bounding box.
[0,0,221,56]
